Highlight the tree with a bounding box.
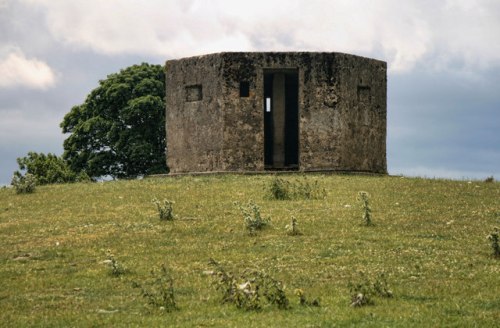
[60,63,167,179]
[13,152,85,185]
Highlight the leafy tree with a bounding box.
[60,63,167,179]
[13,152,84,185]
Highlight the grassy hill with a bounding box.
[0,174,499,327]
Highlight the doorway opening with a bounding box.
[263,69,299,170]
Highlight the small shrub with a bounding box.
[11,173,36,194]
[285,216,303,236]
[137,264,177,312]
[487,227,500,258]
[208,260,289,310]
[357,191,373,226]
[484,176,494,183]
[235,201,270,235]
[153,198,174,221]
[14,151,82,185]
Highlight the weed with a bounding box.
[137,264,177,312]
[487,227,500,258]
[266,175,290,200]
[235,201,270,235]
[11,173,36,194]
[152,198,174,221]
[348,272,393,307]
[348,274,374,307]
[484,176,494,183]
[372,272,393,298]
[295,289,320,307]
[208,260,289,310]
[106,250,127,276]
[208,259,238,305]
[294,176,327,200]
[357,191,373,226]
[285,216,303,236]
[258,270,289,309]
[265,175,326,200]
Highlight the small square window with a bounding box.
[239,81,250,97]
[357,85,371,103]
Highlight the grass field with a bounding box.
[0,174,499,327]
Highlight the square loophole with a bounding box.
[239,81,250,97]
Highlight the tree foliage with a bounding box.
[13,152,83,185]
[60,63,167,179]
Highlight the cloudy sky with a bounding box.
[1,0,499,185]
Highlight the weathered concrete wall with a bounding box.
[165,55,225,172]
[219,53,263,171]
[165,52,387,174]
[297,53,387,172]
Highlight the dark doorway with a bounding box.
[264,69,299,169]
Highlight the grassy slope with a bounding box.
[0,174,499,327]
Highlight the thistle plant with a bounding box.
[357,191,372,226]
[265,175,326,200]
[208,259,238,305]
[487,227,500,258]
[235,201,270,235]
[372,272,393,298]
[348,271,393,307]
[348,274,375,307]
[138,264,177,312]
[266,175,290,200]
[208,260,289,310]
[106,250,126,276]
[294,176,327,200]
[153,198,174,221]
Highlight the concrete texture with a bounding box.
[165,52,387,174]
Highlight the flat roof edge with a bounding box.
[165,51,386,65]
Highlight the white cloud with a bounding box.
[16,0,500,73]
[434,0,500,71]
[0,48,57,89]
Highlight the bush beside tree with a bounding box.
[13,152,88,185]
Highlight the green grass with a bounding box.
[0,174,499,327]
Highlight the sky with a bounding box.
[1,0,499,185]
